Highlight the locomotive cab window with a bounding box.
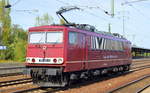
[46,32,63,44]
[29,32,63,44]
[29,32,45,44]
[69,32,77,44]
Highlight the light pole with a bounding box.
[122,5,126,37]
[111,0,115,17]
[121,0,149,36]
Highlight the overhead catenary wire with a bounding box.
[122,0,149,5]
[123,0,150,20]
[11,0,22,7]
[55,0,110,22]
[56,0,111,16]
[56,0,71,6]
[10,0,39,15]
[119,0,150,46]
[55,0,148,30]
[120,0,150,32]
[128,4,150,19]
[55,0,149,38]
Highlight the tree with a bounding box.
[0,0,11,45]
[60,18,66,25]
[0,0,27,61]
[12,25,27,61]
[35,13,54,26]
[0,0,12,60]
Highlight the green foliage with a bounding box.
[0,0,11,45]
[11,25,27,62]
[11,25,27,61]
[0,0,27,62]
[0,24,27,61]
[14,39,27,62]
[60,19,66,25]
[35,13,54,26]
[0,0,12,60]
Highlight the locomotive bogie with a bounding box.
[25,64,131,87]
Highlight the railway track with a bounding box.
[131,63,150,71]
[0,59,150,93]
[0,75,31,86]
[132,61,150,65]
[0,80,61,93]
[0,82,39,93]
[139,85,150,93]
[136,83,150,93]
[9,66,149,93]
[108,75,150,93]
[132,59,150,62]
[0,66,25,77]
[0,59,148,77]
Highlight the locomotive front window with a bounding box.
[29,32,45,44]
[46,32,63,43]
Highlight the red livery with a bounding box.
[25,24,132,87]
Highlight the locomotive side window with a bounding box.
[29,32,45,44]
[109,40,112,50]
[103,38,106,50]
[106,39,110,50]
[100,38,104,49]
[91,36,99,49]
[91,37,107,50]
[69,32,77,44]
[118,42,122,50]
[111,40,115,50]
[115,41,118,50]
[95,37,99,49]
[46,32,63,43]
[112,40,124,51]
[107,39,111,50]
[91,36,95,49]
[90,36,124,51]
[103,39,107,50]
[97,37,102,49]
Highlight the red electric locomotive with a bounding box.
[25,24,132,87]
[24,7,132,87]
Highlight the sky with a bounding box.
[9,0,150,48]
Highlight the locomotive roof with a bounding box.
[29,25,130,42]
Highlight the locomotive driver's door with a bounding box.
[78,33,86,70]
[68,31,86,71]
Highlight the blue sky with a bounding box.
[10,0,150,48]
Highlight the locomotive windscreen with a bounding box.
[29,32,63,44]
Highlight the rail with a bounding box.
[0,59,150,93]
[108,75,150,93]
[136,83,150,93]
[0,66,25,77]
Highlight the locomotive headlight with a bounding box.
[26,58,30,62]
[58,58,63,64]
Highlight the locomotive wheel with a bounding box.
[60,74,71,87]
